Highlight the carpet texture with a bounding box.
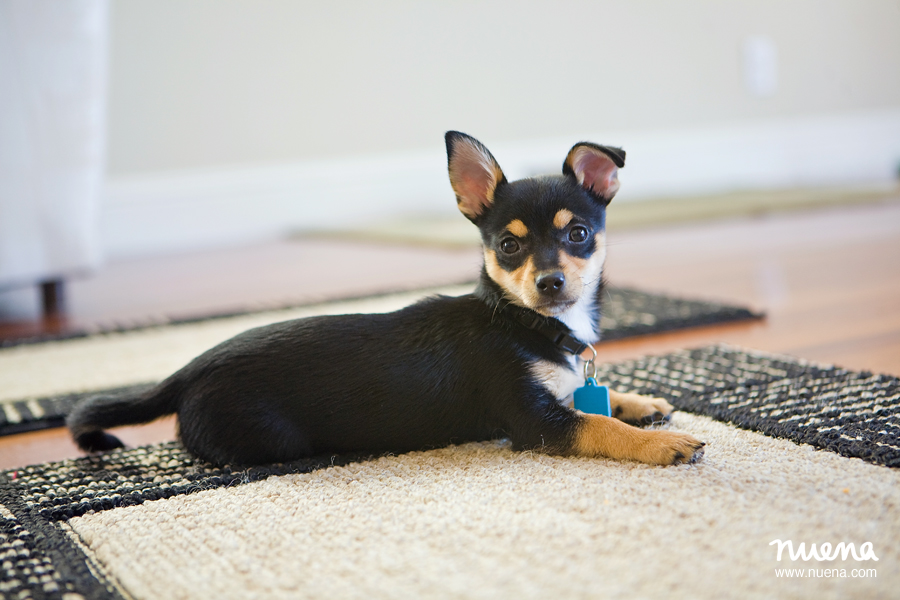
[1,346,898,599]
[0,284,761,436]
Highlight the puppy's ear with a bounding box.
[563,143,626,203]
[446,131,507,221]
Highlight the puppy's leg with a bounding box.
[573,414,704,466]
[609,389,673,427]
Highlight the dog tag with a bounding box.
[574,378,611,416]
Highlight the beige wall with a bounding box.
[107,0,900,176]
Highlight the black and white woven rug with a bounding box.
[1,344,897,599]
[0,286,761,437]
[593,345,900,468]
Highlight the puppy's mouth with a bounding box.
[532,299,577,317]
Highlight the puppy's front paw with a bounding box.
[573,414,705,466]
[642,430,705,466]
[609,390,673,427]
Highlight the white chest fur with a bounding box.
[529,357,583,404]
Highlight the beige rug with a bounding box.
[61,413,899,600]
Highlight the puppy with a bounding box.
[68,132,704,467]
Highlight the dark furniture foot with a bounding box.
[41,279,66,319]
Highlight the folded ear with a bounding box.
[446,131,507,221]
[563,143,626,203]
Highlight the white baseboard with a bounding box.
[102,108,900,260]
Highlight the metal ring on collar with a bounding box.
[583,344,598,380]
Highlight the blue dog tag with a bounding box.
[574,378,611,416]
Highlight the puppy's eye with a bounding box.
[499,238,520,254]
[568,225,589,243]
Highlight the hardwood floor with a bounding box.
[598,198,900,375]
[0,240,484,342]
[1,198,898,469]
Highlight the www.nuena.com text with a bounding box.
[775,568,876,578]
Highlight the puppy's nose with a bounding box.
[535,271,566,296]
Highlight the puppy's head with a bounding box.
[446,131,625,317]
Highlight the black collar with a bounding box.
[500,303,591,356]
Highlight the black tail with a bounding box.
[67,379,181,452]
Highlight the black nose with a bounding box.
[535,271,566,296]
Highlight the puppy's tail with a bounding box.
[67,379,181,453]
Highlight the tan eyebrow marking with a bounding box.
[553,209,575,229]
[506,219,528,237]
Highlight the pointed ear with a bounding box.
[446,131,507,221]
[563,142,626,203]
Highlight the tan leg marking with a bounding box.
[609,390,674,426]
[573,414,704,466]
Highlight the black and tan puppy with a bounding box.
[68,132,704,467]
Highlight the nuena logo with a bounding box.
[770,540,879,562]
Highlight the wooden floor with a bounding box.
[0,240,484,341]
[2,198,899,469]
